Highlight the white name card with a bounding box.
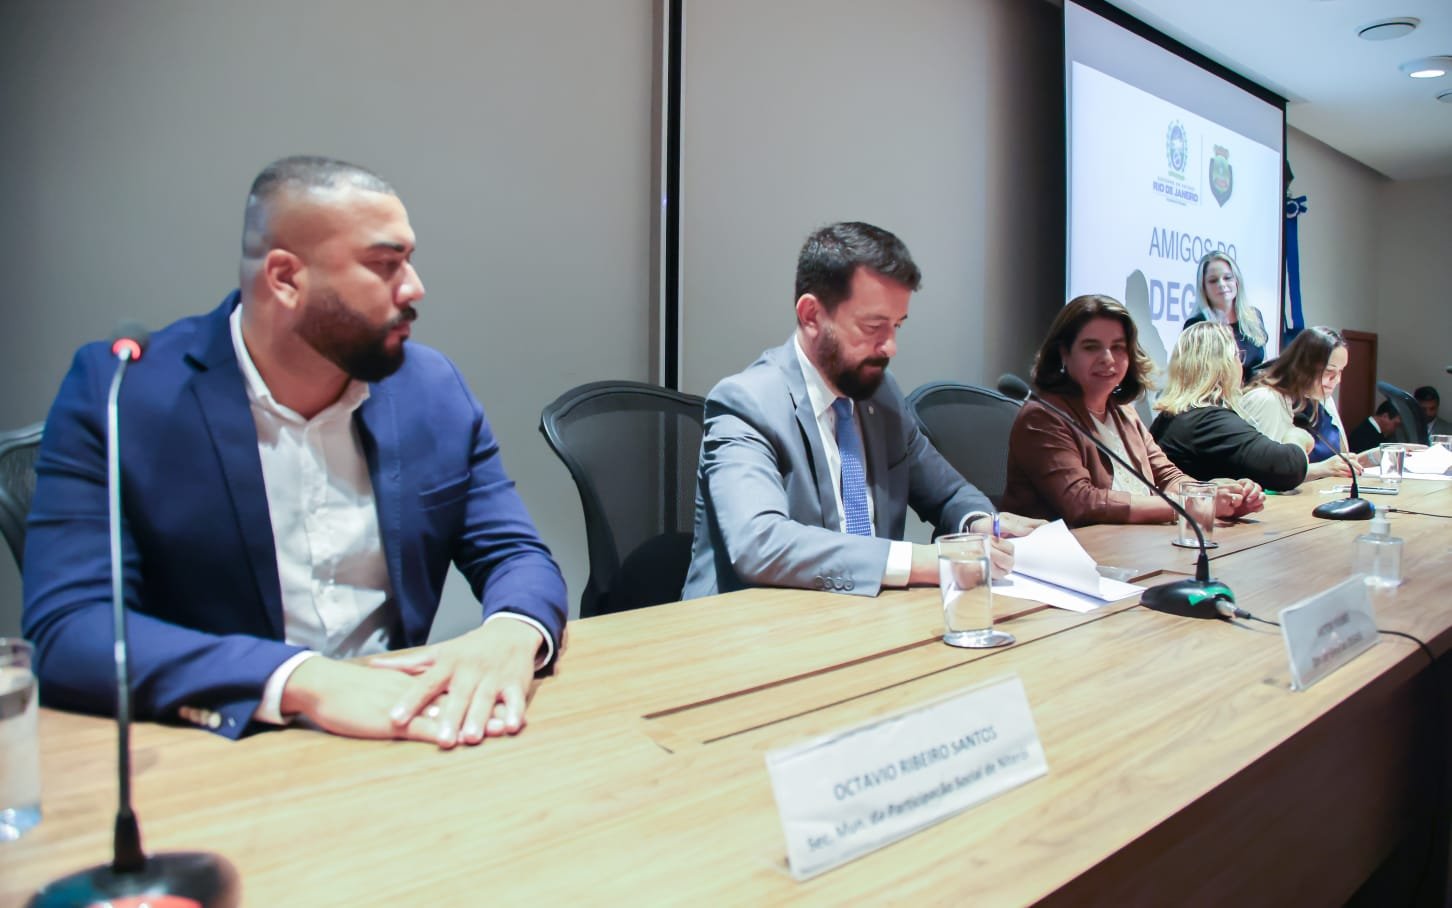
[1280,575,1379,691]
[765,675,1047,881]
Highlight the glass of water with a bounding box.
[1,638,41,841]
[938,533,1013,649]
[1379,443,1406,488]
[1431,434,1451,452]
[1172,481,1218,549]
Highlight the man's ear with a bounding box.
[796,293,822,336]
[262,249,305,311]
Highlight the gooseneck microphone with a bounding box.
[31,323,240,907]
[997,374,1239,620]
[1292,407,1373,521]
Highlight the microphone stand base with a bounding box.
[28,851,240,908]
[1140,578,1235,619]
[1312,497,1374,520]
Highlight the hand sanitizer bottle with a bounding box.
[1354,506,1403,588]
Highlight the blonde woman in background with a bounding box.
[1150,323,1310,492]
[1184,251,1268,381]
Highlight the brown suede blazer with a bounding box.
[1001,391,1185,526]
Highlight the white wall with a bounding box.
[680,0,1063,400]
[1283,128,1387,336]
[1284,128,1451,424]
[1375,176,1452,405]
[0,0,655,634]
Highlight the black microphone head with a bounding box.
[997,373,1031,401]
[1291,408,1313,430]
[110,321,151,362]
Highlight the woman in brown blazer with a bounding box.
[1001,294,1264,526]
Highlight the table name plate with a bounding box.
[1279,575,1379,691]
[765,675,1047,880]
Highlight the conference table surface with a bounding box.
[4,477,1450,905]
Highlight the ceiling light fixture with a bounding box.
[1399,56,1452,79]
[1358,18,1419,42]
[1437,90,1452,104]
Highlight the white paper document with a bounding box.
[1364,461,1452,483]
[992,520,1142,612]
[1405,445,1452,477]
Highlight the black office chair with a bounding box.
[1376,381,1430,445]
[906,382,1018,508]
[0,422,44,569]
[540,381,705,619]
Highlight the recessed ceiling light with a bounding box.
[1359,18,1419,41]
[1399,56,1452,79]
[1438,90,1452,104]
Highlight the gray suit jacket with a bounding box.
[681,338,991,599]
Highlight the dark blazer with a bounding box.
[1001,391,1184,526]
[1346,417,1388,455]
[1149,406,1308,492]
[681,338,991,599]
[22,293,566,738]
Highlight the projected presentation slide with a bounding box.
[1067,62,1283,366]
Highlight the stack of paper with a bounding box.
[991,520,1142,613]
[1406,445,1452,477]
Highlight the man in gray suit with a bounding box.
[682,222,1042,600]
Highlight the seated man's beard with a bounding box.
[298,291,415,382]
[821,328,889,401]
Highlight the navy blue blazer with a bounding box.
[22,293,566,738]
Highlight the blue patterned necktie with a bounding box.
[832,397,872,536]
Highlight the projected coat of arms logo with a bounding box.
[1165,121,1189,176]
[1209,145,1233,207]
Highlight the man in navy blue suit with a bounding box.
[23,156,567,746]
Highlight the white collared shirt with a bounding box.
[792,337,915,586]
[232,308,395,721]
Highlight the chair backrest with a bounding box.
[540,381,705,619]
[1376,381,1429,445]
[906,382,1018,508]
[0,422,44,569]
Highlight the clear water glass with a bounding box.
[1379,443,1406,488]
[1173,481,1217,548]
[938,533,1013,649]
[0,638,41,841]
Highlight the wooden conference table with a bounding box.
[4,477,1451,906]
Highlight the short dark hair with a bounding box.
[1414,386,1441,405]
[1031,294,1157,403]
[794,222,921,312]
[242,155,395,257]
[1251,326,1344,409]
[1375,399,1399,419]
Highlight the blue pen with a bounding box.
[992,513,1001,539]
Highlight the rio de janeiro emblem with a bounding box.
[1209,145,1233,207]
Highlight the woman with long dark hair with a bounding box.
[1239,326,1368,480]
